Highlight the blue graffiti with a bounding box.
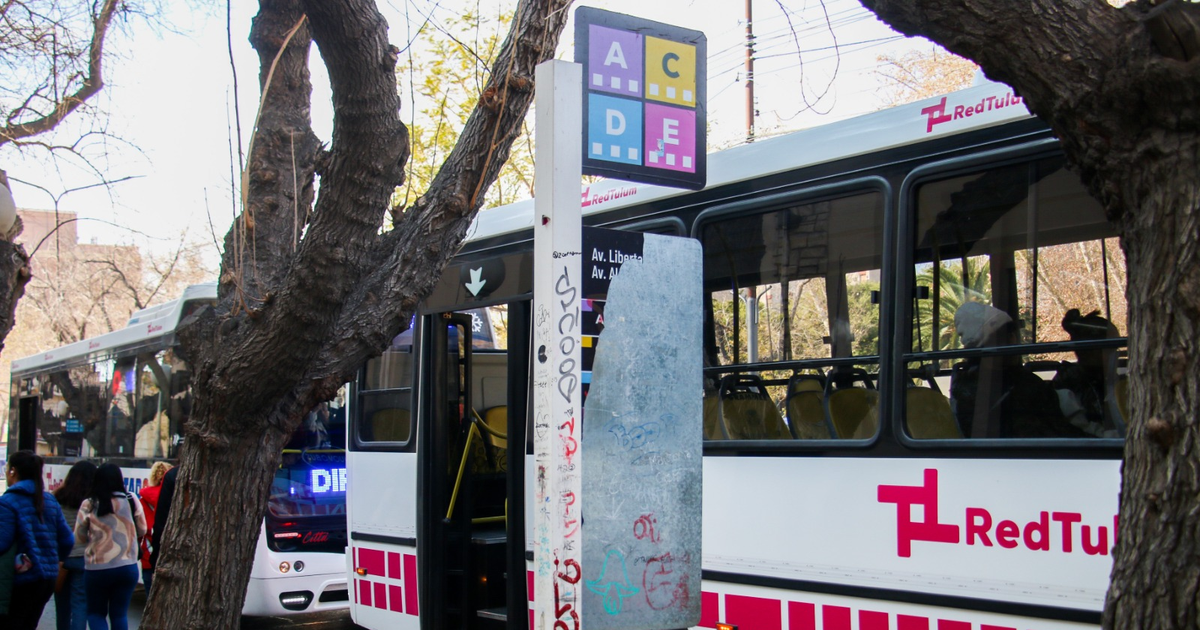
[585,549,640,615]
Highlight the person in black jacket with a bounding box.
[0,451,74,629]
[149,466,177,571]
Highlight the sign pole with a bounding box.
[532,59,585,630]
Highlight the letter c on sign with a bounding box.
[662,52,680,79]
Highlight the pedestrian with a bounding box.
[75,463,146,630]
[148,465,177,572]
[53,460,97,630]
[137,461,172,593]
[0,450,76,629]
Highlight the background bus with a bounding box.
[5,283,350,616]
[345,80,1123,630]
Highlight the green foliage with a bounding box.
[393,9,535,215]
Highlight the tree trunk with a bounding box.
[0,170,31,356]
[142,417,291,628]
[858,1,1200,627]
[1103,156,1200,628]
[140,0,570,627]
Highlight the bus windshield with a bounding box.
[265,389,348,553]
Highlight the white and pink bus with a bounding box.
[6,283,351,616]
[344,79,1124,630]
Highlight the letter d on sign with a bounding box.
[606,109,626,135]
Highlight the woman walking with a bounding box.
[53,460,97,630]
[136,461,171,593]
[75,463,146,630]
[0,450,75,629]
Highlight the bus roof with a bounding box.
[10,282,217,376]
[464,80,1031,244]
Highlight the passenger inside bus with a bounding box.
[1052,308,1122,436]
[948,303,1086,439]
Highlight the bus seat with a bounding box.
[484,406,508,449]
[785,374,832,440]
[826,389,879,438]
[823,369,878,438]
[371,408,411,442]
[702,393,727,440]
[1115,377,1128,421]
[905,387,961,439]
[718,374,789,440]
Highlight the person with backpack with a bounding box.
[53,460,98,630]
[74,463,146,630]
[0,450,75,629]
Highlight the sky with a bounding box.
[2,0,929,259]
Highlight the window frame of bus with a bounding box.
[692,176,894,446]
[350,317,420,452]
[892,139,1126,450]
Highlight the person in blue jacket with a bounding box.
[0,450,75,629]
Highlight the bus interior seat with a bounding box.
[1114,376,1129,425]
[905,387,961,439]
[785,373,833,440]
[824,368,878,439]
[718,374,789,440]
[702,393,727,440]
[483,406,508,449]
[371,408,411,442]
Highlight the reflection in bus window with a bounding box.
[702,191,885,440]
[358,331,415,444]
[906,156,1126,440]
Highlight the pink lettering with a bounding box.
[953,105,965,120]
[1052,512,1082,552]
[1024,511,1050,551]
[1082,525,1108,556]
[996,520,1019,548]
[965,508,993,546]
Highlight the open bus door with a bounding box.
[418,303,531,630]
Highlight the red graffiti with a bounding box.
[553,557,582,630]
[633,514,661,543]
[643,553,689,611]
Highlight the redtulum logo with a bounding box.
[920,91,1024,134]
[581,185,638,208]
[878,469,1118,558]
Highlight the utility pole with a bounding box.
[745,0,755,143]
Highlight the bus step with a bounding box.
[478,607,507,622]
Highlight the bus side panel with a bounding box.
[347,450,418,626]
[703,457,1119,613]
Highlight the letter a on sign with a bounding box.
[604,41,628,69]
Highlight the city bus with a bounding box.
[345,78,1125,630]
[5,283,350,616]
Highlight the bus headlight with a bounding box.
[279,561,291,573]
[294,561,305,572]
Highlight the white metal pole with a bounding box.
[532,59,584,630]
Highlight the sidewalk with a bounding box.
[37,586,145,629]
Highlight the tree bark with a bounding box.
[859,1,1200,627]
[140,0,570,627]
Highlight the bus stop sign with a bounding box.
[576,8,707,190]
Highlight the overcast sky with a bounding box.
[2,0,918,257]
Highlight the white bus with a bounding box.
[5,283,350,616]
[344,79,1125,630]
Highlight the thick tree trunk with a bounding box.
[141,0,570,627]
[142,419,291,628]
[0,171,31,355]
[1103,158,1200,628]
[857,2,1200,627]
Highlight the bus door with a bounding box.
[418,302,530,630]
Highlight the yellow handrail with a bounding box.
[470,408,508,441]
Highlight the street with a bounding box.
[36,587,363,629]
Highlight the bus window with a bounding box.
[356,330,415,445]
[702,191,885,440]
[906,156,1126,440]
